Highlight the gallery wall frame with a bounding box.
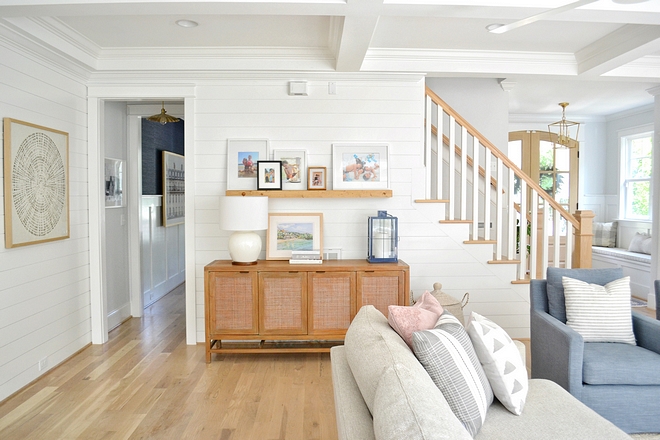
[256,160,283,190]
[3,118,69,248]
[332,143,389,190]
[163,151,185,226]
[104,158,124,208]
[227,139,269,191]
[307,166,327,190]
[266,212,323,260]
[273,149,307,190]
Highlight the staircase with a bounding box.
[419,86,594,284]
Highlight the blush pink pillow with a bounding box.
[388,291,444,348]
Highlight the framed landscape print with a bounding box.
[3,118,69,248]
[104,158,123,208]
[163,151,185,226]
[256,160,283,190]
[273,149,307,190]
[227,139,269,190]
[307,166,326,190]
[332,143,389,190]
[266,213,323,260]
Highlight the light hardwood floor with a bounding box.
[0,284,338,440]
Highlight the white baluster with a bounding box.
[436,104,443,201]
[472,135,479,240]
[519,180,527,280]
[530,191,539,280]
[448,116,456,220]
[461,126,468,220]
[484,150,492,241]
[495,159,503,259]
[507,168,515,259]
[425,95,432,199]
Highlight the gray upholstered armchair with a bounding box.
[531,267,660,434]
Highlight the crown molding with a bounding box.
[0,19,91,81]
[361,48,577,76]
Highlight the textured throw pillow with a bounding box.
[592,221,617,247]
[546,267,624,323]
[466,312,528,416]
[413,312,494,437]
[562,276,636,345]
[628,232,652,255]
[388,291,444,348]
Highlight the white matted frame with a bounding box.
[104,158,124,208]
[332,143,389,190]
[273,149,307,190]
[4,118,70,248]
[227,139,269,190]
[163,151,185,226]
[267,212,323,260]
[256,160,283,190]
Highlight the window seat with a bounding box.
[591,246,650,299]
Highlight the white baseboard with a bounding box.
[648,293,657,310]
[107,303,131,331]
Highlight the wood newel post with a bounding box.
[572,210,594,268]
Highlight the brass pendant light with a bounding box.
[147,101,180,125]
[548,102,579,148]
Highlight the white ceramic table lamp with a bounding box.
[219,196,269,265]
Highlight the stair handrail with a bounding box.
[425,86,579,229]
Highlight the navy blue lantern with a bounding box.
[367,211,398,263]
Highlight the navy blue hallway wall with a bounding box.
[141,118,185,195]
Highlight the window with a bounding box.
[620,130,653,220]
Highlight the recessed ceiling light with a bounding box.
[486,23,504,32]
[176,19,198,28]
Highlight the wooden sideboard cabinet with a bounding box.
[204,259,409,361]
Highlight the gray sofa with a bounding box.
[331,305,630,440]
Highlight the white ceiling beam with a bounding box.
[333,0,384,72]
[576,24,660,76]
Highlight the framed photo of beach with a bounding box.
[266,213,323,260]
[273,149,307,190]
[332,143,389,190]
[227,139,269,190]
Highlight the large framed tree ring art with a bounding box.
[3,118,69,248]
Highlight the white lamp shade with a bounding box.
[219,196,269,231]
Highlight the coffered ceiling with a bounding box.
[2,0,660,117]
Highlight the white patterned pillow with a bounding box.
[562,276,636,345]
[466,312,528,415]
[412,312,494,437]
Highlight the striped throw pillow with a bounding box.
[413,312,494,437]
[562,276,636,345]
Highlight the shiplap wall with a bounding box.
[192,76,531,341]
[0,38,90,401]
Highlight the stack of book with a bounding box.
[289,250,323,264]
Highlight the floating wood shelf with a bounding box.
[225,189,392,198]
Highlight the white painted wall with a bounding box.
[0,38,90,401]
[102,101,131,330]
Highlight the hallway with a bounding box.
[0,284,337,439]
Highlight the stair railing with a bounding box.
[423,86,592,281]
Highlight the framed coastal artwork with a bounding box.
[332,143,389,190]
[227,139,269,190]
[104,158,124,208]
[266,213,323,260]
[256,160,283,190]
[162,151,185,226]
[3,118,69,248]
[273,149,307,190]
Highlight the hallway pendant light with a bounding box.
[147,101,180,125]
[548,102,579,148]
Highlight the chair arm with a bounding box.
[531,309,584,399]
[633,312,660,356]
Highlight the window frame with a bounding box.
[619,125,653,221]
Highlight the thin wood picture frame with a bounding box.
[3,118,70,248]
[273,149,307,190]
[307,166,327,190]
[266,213,323,260]
[163,151,185,226]
[257,160,283,190]
[332,143,389,190]
[227,139,269,190]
